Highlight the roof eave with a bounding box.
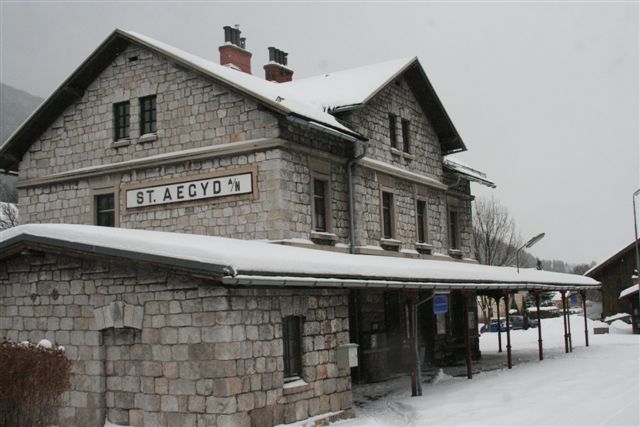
[0,232,232,277]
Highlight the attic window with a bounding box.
[128,56,139,62]
[388,114,398,149]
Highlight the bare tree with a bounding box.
[473,196,524,327]
[473,196,522,266]
[0,202,19,230]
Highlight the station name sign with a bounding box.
[126,172,253,209]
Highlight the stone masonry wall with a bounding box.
[339,75,444,182]
[0,251,351,427]
[19,44,279,181]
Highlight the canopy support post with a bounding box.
[463,291,472,379]
[581,291,589,347]
[495,295,502,353]
[561,291,569,353]
[504,291,512,369]
[535,291,543,361]
[409,293,418,397]
[567,295,573,352]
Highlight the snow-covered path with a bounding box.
[335,316,639,427]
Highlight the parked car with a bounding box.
[509,315,537,330]
[480,319,508,333]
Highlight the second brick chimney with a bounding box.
[264,47,293,83]
[219,25,252,74]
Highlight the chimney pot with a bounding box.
[219,25,252,74]
[264,46,293,83]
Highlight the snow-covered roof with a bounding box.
[281,57,417,111]
[443,156,495,188]
[0,224,600,290]
[584,239,639,277]
[0,29,468,172]
[619,284,639,299]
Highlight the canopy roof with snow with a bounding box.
[1,224,600,291]
[0,29,466,172]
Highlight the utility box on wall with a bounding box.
[337,343,359,369]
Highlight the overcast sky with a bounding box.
[1,1,638,265]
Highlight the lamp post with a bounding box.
[516,232,546,273]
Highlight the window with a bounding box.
[313,179,327,232]
[283,316,302,380]
[382,191,394,239]
[448,209,459,250]
[416,200,427,243]
[401,119,411,153]
[113,102,130,140]
[140,96,157,135]
[96,194,115,227]
[388,114,398,149]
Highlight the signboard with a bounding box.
[126,172,253,209]
[433,295,449,315]
[571,293,578,305]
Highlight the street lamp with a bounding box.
[517,232,546,273]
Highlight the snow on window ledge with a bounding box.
[283,378,312,395]
[138,133,158,144]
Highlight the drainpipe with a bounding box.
[347,142,367,254]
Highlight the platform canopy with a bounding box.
[1,224,600,291]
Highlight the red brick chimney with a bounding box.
[264,47,293,83]
[219,25,252,74]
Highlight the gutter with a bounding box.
[347,142,367,254]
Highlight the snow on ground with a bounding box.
[325,315,638,427]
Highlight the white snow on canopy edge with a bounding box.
[1,224,600,289]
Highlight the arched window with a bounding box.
[282,316,302,381]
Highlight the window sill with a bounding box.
[390,147,403,156]
[310,231,337,245]
[415,242,433,254]
[138,133,158,144]
[111,139,131,148]
[380,238,401,251]
[448,249,464,259]
[282,378,312,395]
[403,152,414,160]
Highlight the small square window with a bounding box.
[401,119,411,153]
[113,102,130,140]
[283,316,302,380]
[96,194,115,227]
[313,179,328,232]
[382,191,394,239]
[140,96,157,135]
[388,114,398,149]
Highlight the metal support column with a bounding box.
[581,291,589,347]
[409,295,417,396]
[561,291,569,353]
[496,296,502,353]
[567,298,573,352]
[535,291,543,361]
[504,291,512,369]
[463,291,472,379]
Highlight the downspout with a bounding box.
[347,142,367,254]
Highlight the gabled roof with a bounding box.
[585,239,639,278]
[0,224,600,290]
[0,29,364,172]
[0,29,467,172]
[283,57,467,154]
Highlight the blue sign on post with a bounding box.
[433,294,449,314]
[571,293,578,305]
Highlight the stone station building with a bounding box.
[0,27,600,427]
